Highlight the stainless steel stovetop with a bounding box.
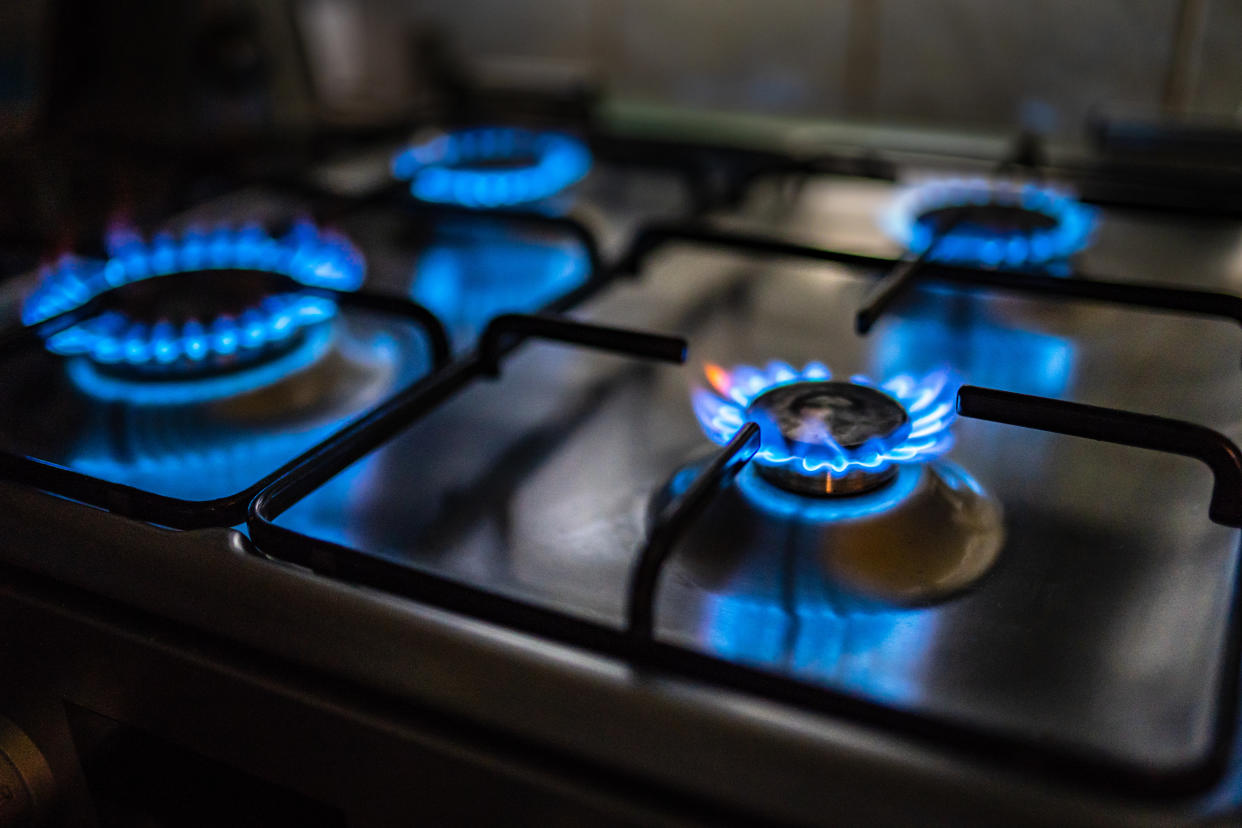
[1,118,1241,826]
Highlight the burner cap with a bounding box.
[747,381,910,496]
[116,268,287,324]
[918,203,1058,235]
[694,362,957,498]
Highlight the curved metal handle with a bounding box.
[957,385,1242,527]
[479,314,687,375]
[627,423,761,640]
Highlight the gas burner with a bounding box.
[693,361,957,499]
[747,381,910,496]
[22,220,365,403]
[683,362,1000,602]
[391,127,592,209]
[881,178,1096,269]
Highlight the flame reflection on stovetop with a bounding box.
[410,221,589,348]
[703,591,936,706]
[872,312,1076,400]
[63,323,415,502]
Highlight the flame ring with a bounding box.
[693,361,958,478]
[881,178,1096,268]
[22,220,365,370]
[392,127,592,209]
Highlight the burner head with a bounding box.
[117,268,284,324]
[747,381,910,496]
[693,361,958,501]
[918,203,1058,236]
[882,178,1096,269]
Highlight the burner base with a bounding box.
[654,460,1004,606]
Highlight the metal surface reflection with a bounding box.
[411,222,589,347]
[62,325,420,501]
[873,311,1075,399]
[666,455,1001,705]
[705,593,937,705]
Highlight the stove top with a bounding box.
[2,111,1242,826]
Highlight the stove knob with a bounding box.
[0,717,53,827]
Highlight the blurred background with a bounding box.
[0,0,1239,266]
[334,0,1242,132]
[3,0,1239,137]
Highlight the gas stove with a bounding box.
[1,110,1242,826]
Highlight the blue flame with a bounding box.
[693,361,958,479]
[411,222,589,347]
[66,320,335,406]
[392,127,592,208]
[22,220,365,369]
[881,178,1096,268]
